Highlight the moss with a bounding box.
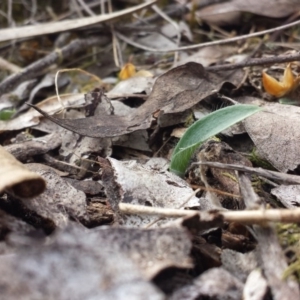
[277,223,300,281]
[249,148,276,170]
[221,172,238,182]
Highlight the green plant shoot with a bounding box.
[169,104,261,177]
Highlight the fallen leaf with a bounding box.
[169,268,243,300]
[0,146,45,198]
[271,185,300,208]
[107,76,155,97]
[19,163,87,228]
[119,63,136,80]
[4,132,62,162]
[178,46,237,67]
[102,157,200,227]
[0,93,85,132]
[30,62,245,138]
[244,103,300,172]
[0,225,167,300]
[262,64,300,97]
[221,249,258,283]
[196,0,300,26]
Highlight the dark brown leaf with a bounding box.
[29,62,244,138]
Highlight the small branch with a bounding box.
[193,161,300,185]
[116,19,300,53]
[0,36,109,96]
[119,203,300,225]
[206,52,300,72]
[120,203,202,217]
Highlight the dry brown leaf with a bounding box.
[244,103,300,172]
[31,62,244,138]
[0,1,156,42]
[197,0,300,25]
[0,146,45,198]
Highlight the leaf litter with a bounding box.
[1,1,300,299]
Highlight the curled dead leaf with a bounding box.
[119,63,136,80]
[29,62,245,138]
[262,64,300,97]
[0,146,46,198]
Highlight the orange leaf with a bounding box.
[119,63,136,80]
[262,64,297,97]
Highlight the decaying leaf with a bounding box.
[0,146,45,199]
[221,249,259,283]
[0,208,36,240]
[0,225,167,300]
[196,0,300,26]
[4,132,62,162]
[58,130,112,174]
[244,103,300,172]
[0,93,85,132]
[271,185,300,208]
[102,157,200,227]
[169,268,243,300]
[30,62,244,138]
[17,163,87,228]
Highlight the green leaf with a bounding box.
[169,104,261,177]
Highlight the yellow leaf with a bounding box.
[119,63,136,80]
[262,64,299,97]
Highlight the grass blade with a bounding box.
[170,104,261,176]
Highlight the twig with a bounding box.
[151,4,180,66]
[106,93,148,99]
[206,52,300,72]
[192,161,300,185]
[144,188,201,228]
[76,0,95,16]
[119,203,300,225]
[0,57,22,73]
[116,19,300,53]
[0,36,109,96]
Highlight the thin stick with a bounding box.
[116,19,300,53]
[119,203,300,225]
[151,4,180,66]
[193,161,300,185]
[0,36,109,96]
[144,188,201,228]
[206,52,300,72]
